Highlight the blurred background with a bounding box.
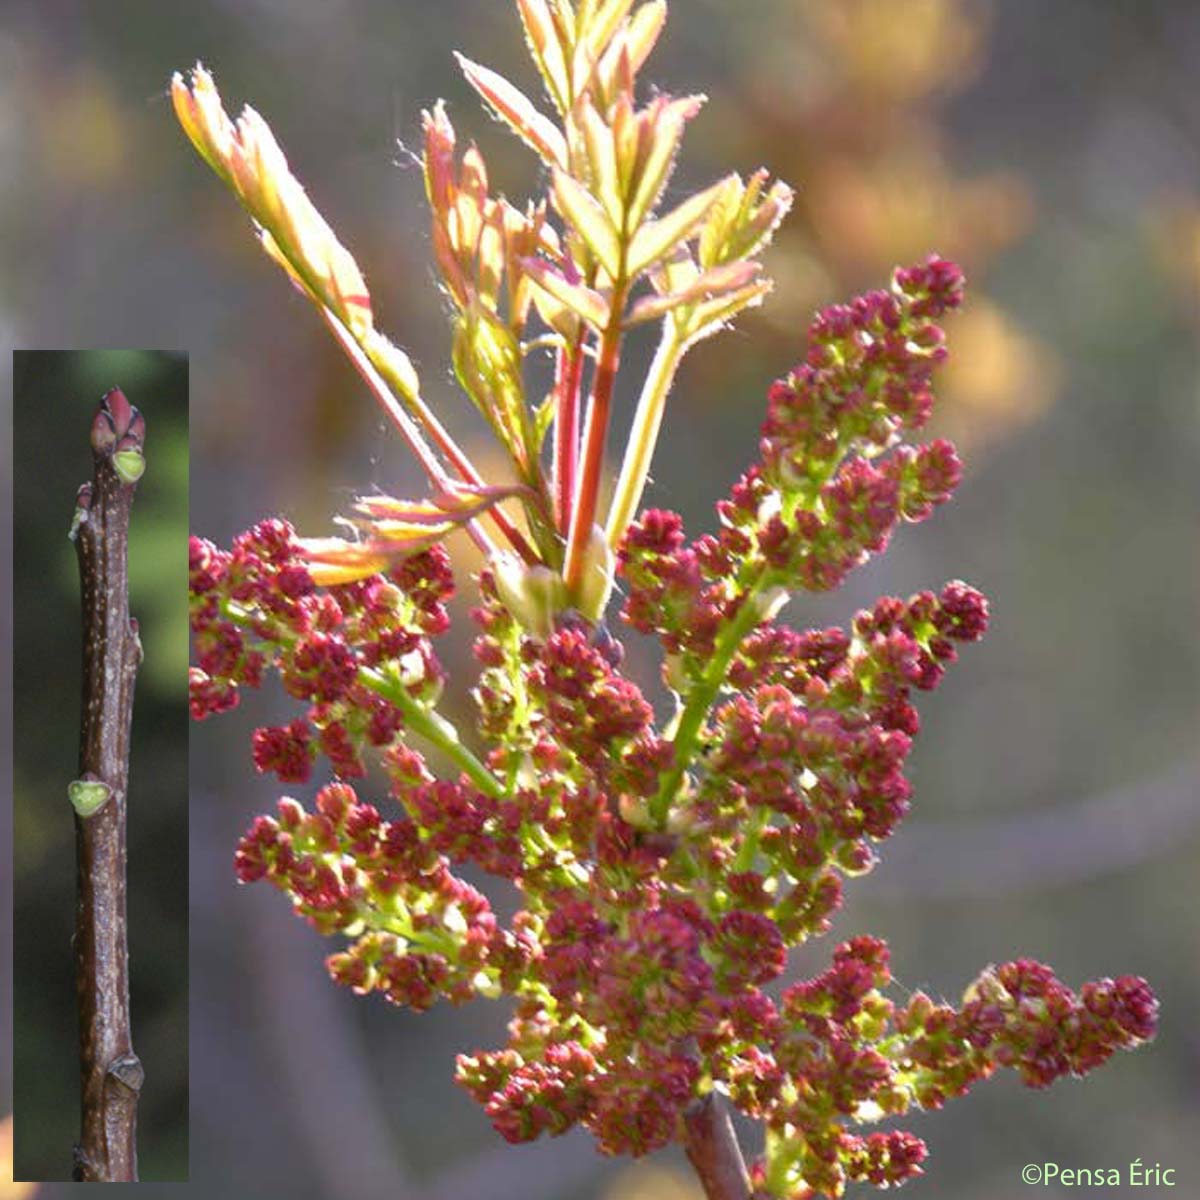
[8,352,188,1181]
[1,1,1197,1197]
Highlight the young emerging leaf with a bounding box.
[626,174,732,277]
[456,54,568,170]
[500,199,550,330]
[678,279,773,346]
[301,483,525,586]
[625,259,763,326]
[581,0,636,61]
[579,99,624,229]
[172,67,374,340]
[552,170,624,281]
[423,101,458,218]
[517,0,572,112]
[477,204,508,310]
[522,257,610,330]
[352,482,528,531]
[616,0,667,78]
[364,331,422,406]
[294,538,395,587]
[453,305,538,477]
[624,94,706,232]
[533,392,557,453]
[698,170,795,269]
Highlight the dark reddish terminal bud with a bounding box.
[125,406,146,446]
[103,387,134,437]
[92,387,144,461]
[91,406,117,455]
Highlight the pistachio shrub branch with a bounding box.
[69,388,146,1182]
[181,5,1161,1193]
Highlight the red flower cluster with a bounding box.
[236,780,532,1008]
[198,262,1157,1196]
[190,519,452,782]
[619,258,967,698]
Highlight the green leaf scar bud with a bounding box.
[69,778,114,819]
[113,448,146,485]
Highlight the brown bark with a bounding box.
[682,1092,753,1200]
[71,389,144,1181]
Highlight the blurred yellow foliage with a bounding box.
[1145,196,1200,326]
[804,0,987,100]
[702,0,1058,447]
[603,1161,704,1200]
[940,299,1061,449]
[804,145,1032,281]
[40,66,127,188]
[0,1117,36,1199]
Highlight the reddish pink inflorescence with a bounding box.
[192,261,1157,1197]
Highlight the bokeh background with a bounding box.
[8,351,189,1181]
[1,1,1197,1197]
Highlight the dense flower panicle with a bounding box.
[618,257,967,705]
[235,781,524,1007]
[251,719,313,784]
[195,262,1156,1197]
[529,627,654,768]
[841,1131,928,1190]
[190,520,454,783]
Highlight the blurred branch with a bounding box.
[864,760,1199,900]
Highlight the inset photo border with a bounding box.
[11,350,188,1182]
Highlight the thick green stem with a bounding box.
[357,667,503,798]
[651,568,773,826]
[605,325,686,550]
[220,602,503,800]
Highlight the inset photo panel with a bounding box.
[11,350,188,1182]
